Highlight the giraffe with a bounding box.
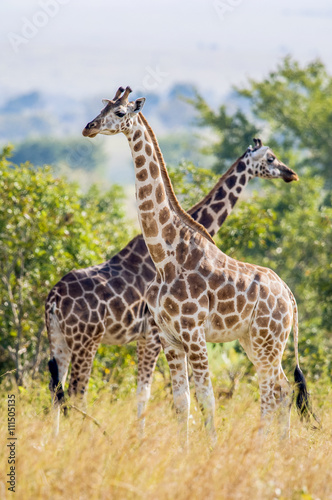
[80,86,316,444]
[46,86,299,436]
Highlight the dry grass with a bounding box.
[0,381,331,500]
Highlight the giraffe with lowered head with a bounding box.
[47,86,300,437]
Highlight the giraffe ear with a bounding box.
[102,99,112,106]
[133,97,146,113]
[251,146,269,160]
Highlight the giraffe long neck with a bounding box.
[126,114,214,271]
[187,156,254,237]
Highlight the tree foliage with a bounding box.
[0,147,135,384]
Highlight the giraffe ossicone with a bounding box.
[46,85,305,441]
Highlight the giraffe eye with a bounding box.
[115,111,125,118]
[267,157,275,163]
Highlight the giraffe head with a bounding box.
[246,138,298,182]
[82,86,145,138]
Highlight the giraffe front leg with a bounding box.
[186,329,217,447]
[136,324,162,438]
[163,341,190,449]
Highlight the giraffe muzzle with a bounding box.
[279,164,299,183]
[82,121,99,138]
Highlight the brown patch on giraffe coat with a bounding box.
[61,296,73,317]
[256,316,270,328]
[159,206,171,224]
[141,212,159,238]
[135,155,146,168]
[247,281,259,302]
[148,243,165,263]
[277,297,288,315]
[133,130,142,141]
[226,175,237,189]
[170,280,188,301]
[209,273,226,290]
[239,174,246,186]
[217,300,235,315]
[260,285,269,300]
[155,183,165,204]
[85,293,99,310]
[109,297,126,321]
[188,273,207,298]
[210,201,225,213]
[259,301,270,316]
[138,184,153,200]
[199,208,213,228]
[182,302,198,315]
[164,261,176,284]
[80,278,95,291]
[236,295,246,312]
[181,316,196,330]
[162,223,176,245]
[198,295,208,308]
[147,285,159,307]
[241,303,253,319]
[164,297,179,316]
[211,314,224,330]
[215,185,226,200]
[182,332,190,342]
[110,277,126,294]
[225,315,239,328]
[267,295,276,309]
[218,211,228,226]
[149,161,159,179]
[229,193,237,208]
[68,281,83,298]
[237,161,246,173]
[139,200,154,211]
[176,241,188,265]
[123,286,140,304]
[145,143,152,156]
[136,168,148,181]
[217,283,235,300]
[134,140,143,152]
[183,248,203,271]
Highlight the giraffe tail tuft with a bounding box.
[48,357,65,405]
[294,365,320,429]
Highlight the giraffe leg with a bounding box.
[163,341,190,449]
[186,329,217,447]
[240,325,292,438]
[136,326,162,437]
[68,344,99,408]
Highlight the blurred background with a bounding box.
[0,1,331,391]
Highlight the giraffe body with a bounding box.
[47,86,300,438]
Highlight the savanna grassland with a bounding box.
[0,369,331,500]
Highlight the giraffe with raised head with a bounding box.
[81,86,315,444]
[46,86,299,436]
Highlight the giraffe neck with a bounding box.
[188,155,254,237]
[126,114,214,271]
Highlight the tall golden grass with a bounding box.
[0,378,331,500]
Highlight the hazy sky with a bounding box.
[1,0,332,102]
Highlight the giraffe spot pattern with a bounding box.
[135,155,146,168]
[138,184,153,200]
[136,168,148,181]
[134,140,143,152]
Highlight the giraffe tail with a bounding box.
[290,290,320,428]
[48,357,65,405]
